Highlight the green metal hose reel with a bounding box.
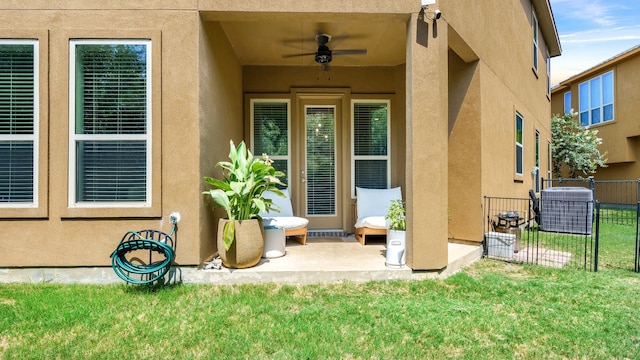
[110,213,180,285]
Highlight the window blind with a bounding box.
[76,141,146,202]
[353,102,389,191]
[0,43,35,204]
[72,42,149,204]
[0,142,33,202]
[253,102,287,156]
[306,107,335,215]
[252,101,289,185]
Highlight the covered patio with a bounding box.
[0,240,481,285]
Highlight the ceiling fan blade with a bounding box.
[331,49,367,56]
[282,52,317,58]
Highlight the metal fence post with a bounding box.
[636,202,640,273]
[594,201,600,272]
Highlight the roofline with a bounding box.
[552,43,640,94]
[533,0,562,57]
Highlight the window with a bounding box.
[546,54,551,97]
[0,40,38,207]
[547,140,552,181]
[250,99,290,186]
[563,91,572,114]
[515,112,524,176]
[351,100,390,197]
[579,71,614,126]
[69,40,151,206]
[532,10,539,73]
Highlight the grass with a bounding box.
[1,260,640,359]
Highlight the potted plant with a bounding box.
[203,140,285,268]
[385,199,406,232]
[384,199,406,267]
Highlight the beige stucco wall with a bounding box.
[0,6,204,266]
[550,50,640,181]
[1,0,559,270]
[445,0,554,244]
[198,20,245,263]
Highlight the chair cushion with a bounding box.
[354,216,387,229]
[356,187,402,221]
[262,216,309,230]
[260,188,294,217]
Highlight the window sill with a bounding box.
[61,203,161,219]
[532,67,539,79]
[0,206,48,219]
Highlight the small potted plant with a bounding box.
[203,140,285,268]
[385,199,406,232]
[384,199,406,267]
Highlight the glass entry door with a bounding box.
[303,103,342,229]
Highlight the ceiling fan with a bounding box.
[282,34,367,70]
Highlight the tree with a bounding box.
[551,112,607,178]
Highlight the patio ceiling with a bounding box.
[217,19,407,68]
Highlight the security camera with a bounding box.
[433,9,442,20]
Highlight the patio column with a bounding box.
[405,12,448,270]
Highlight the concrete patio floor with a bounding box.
[0,237,482,285]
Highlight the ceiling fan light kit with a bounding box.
[283,33,367,71]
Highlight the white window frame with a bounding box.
[532,10,539,74]
[68,39,152,208]
[0,39,39,208]
[249,98,291,186]
[350,99,391,198]
[515,112,524,177]
[547,140,552,182]
[546,53,551,97]
[578,70,614,127]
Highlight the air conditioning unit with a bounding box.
[540,187,593,234]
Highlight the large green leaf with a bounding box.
[222,220,235,251]
[207,189,230,213]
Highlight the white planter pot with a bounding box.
[386,229,406,268]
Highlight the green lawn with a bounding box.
[2,260,639,359]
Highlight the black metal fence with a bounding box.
[483,196,599,271]
[543,178,639,225]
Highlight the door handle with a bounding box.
[301,170,306,183]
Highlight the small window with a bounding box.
[547,140,552,182]
[0,40,38,207]
[563,91,572,114]
[546,54,551,97]
[578,71,614,126]
[515,112,524,176]
[351,100,390,197]
[532,10,539,73]
[69,40,152,207]
[250,99,290,186]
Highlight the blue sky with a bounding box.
[549,0,640,85]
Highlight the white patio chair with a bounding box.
[260,188,309,245]
[354,187,402,245]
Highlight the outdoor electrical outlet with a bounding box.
[169,212,181,224]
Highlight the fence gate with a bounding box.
[483,196,598,271]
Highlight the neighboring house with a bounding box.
[0,1,560,271]
[551,44,640,182]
